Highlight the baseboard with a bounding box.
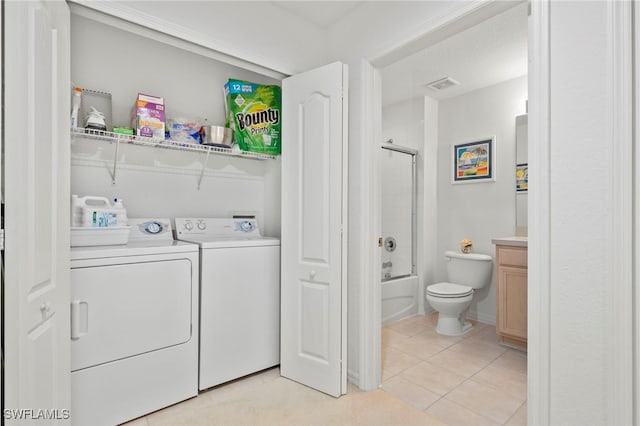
[469,310,496,326]
[347,368,360,389]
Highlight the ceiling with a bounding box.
[380,2,528,105]
[270,1,527,106]
[271,1,364,29]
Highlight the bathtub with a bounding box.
[381,275,418,325]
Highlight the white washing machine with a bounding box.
[70,218,199,426]
[174,218,280,390]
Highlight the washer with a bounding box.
[70,218,199,426]
[175,218,280,390]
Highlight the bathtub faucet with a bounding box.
[382,261,393,268]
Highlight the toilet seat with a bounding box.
[427,282,473,298]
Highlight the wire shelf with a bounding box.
[71,128,277,160]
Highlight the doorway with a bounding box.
[372,2,528,422]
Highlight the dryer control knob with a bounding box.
[184,222,194,231]
[197,222,207,230]
[144,221,163,234]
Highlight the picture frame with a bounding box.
[516,163,528,192]
[452,136,496,184]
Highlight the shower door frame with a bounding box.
[380,142,417,281]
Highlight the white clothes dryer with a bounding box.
[174,218,280,391]
[70,218,199,426]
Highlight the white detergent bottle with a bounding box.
[71,195,116,227]
[112,198,128,226]
[71,194,82,226]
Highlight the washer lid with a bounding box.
[427,282,473,297]
[177,235,280,249]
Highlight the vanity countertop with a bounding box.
[492,236,528,247]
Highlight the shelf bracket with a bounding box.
[110,136,121,185]
[197,149,211,190]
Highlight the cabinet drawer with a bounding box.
[497,246,527,267]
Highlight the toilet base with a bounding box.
[435,314,473,336]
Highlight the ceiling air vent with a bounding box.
[425,77,460,91]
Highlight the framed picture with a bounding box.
[516,163,528,192]
[452,136,495,184]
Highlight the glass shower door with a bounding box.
[381,143,416,281]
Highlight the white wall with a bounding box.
[423,97,439,315]
[382,99,424,152]
[436,75,527,324]
[70,14,282,236]
[544,2,614,422]
[69,0,331,76]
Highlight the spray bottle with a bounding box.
[71,86,82,129]
[112,198,128,226]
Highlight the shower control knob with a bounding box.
[384,237,397,252]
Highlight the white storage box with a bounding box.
[71,226,131,247]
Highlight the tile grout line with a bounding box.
[502,399,527,425]
[382,315,527,425]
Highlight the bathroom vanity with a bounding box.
[492,237,528,349]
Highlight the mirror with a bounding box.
[515,114,528,235]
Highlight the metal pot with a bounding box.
[202,125,233,147]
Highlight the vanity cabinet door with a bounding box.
[497,265,528,341]
[495,244,528,348]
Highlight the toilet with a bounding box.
[426,250,493,336]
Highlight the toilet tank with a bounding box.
[444,250,493,289]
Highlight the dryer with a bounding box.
[175,218,280,390]
[70,218,198,426]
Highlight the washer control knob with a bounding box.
[239,221,254,232]
[184,222,194,231]
[197,222,207,230]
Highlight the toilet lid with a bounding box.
[427,282,473,298]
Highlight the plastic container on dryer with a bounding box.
[70,195,131,247]
[70,226,131,247]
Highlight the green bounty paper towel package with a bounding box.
[225,79,281,155]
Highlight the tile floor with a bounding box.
[126,368,444,426]
[127,313,526,425]
[382,313,527,425]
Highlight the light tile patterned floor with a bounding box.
[126,313,526,425]
[382,313,527,426]
[126,368,445,426]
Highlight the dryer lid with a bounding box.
[427,282,473,297]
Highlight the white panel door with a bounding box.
[280,62,348,397]
[3,1,71,423]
